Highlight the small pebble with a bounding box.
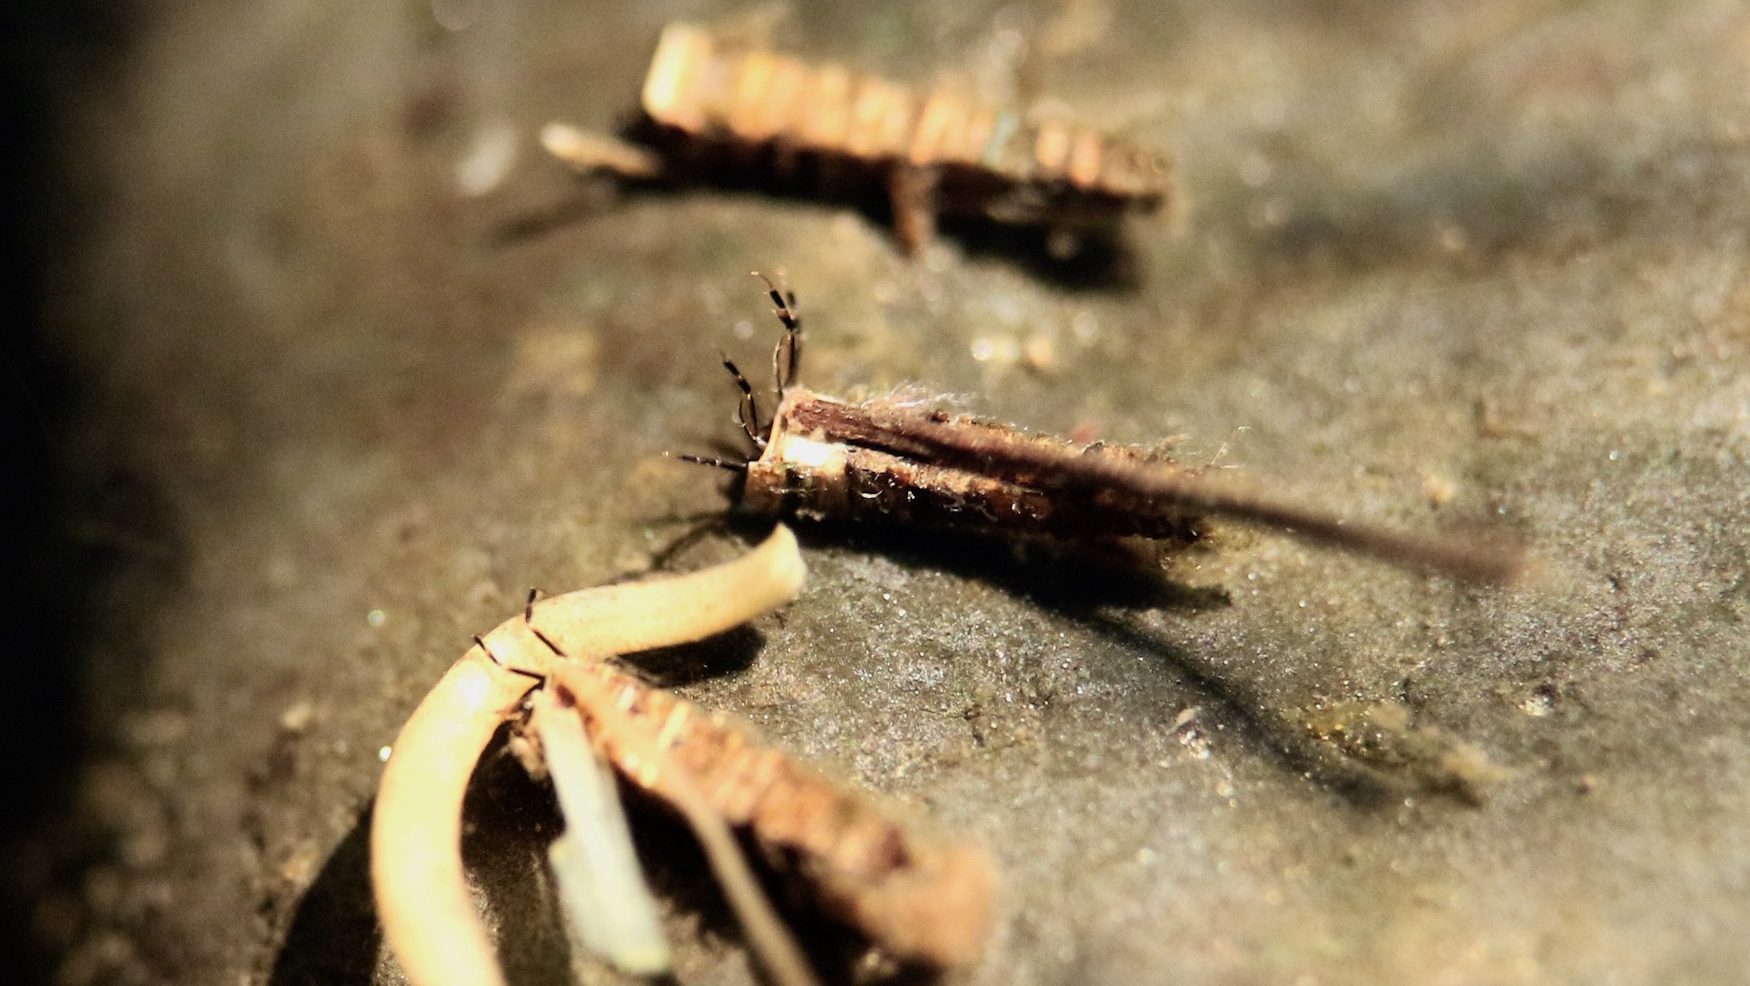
[279,701,316,735]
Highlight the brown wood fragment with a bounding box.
[550,655,995,967]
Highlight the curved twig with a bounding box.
[371,527,807,986]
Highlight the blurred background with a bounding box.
[7,1,1750,983]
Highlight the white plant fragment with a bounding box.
[530,686,672,975]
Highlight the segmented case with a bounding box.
[744,390,1203,545]
[633,21,1171,243]
[550,657,993,968]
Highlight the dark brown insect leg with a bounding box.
[888,164,940,255]
[674,453,749,473]
[753,271,803,395]
[718,351,767,448]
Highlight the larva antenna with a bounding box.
[669,451,749,473]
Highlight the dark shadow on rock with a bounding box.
[267,737,573,986]
[489,189,618,246]
[933,215,1145,293]
[704,514,1407,805]
[268,806,380,986]
[460,735,574,985]
[1078,611,1400,808]
[491,163,1144,291]
[766,513,1231,615]
[1,3,174,978]
[620,784,943,986]
[622,624,768,687]
[729,518,1406,806]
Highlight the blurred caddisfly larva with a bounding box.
[371,526,993,986]
[681,278,1523,585]
[541,20,1171,253]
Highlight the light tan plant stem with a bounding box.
[372,527,806,986]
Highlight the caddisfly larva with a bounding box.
[542,20,1171,253]
[682,279,1523,584]
[371,526,993,986]
[530,627,995,972]
[372,528,806,986]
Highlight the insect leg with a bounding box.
[753,271,802,396]
[472,633,546,684]
[671,452,749,473]
[522,588,570,662]
[887,164,939,255]
[718,350,766,448]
